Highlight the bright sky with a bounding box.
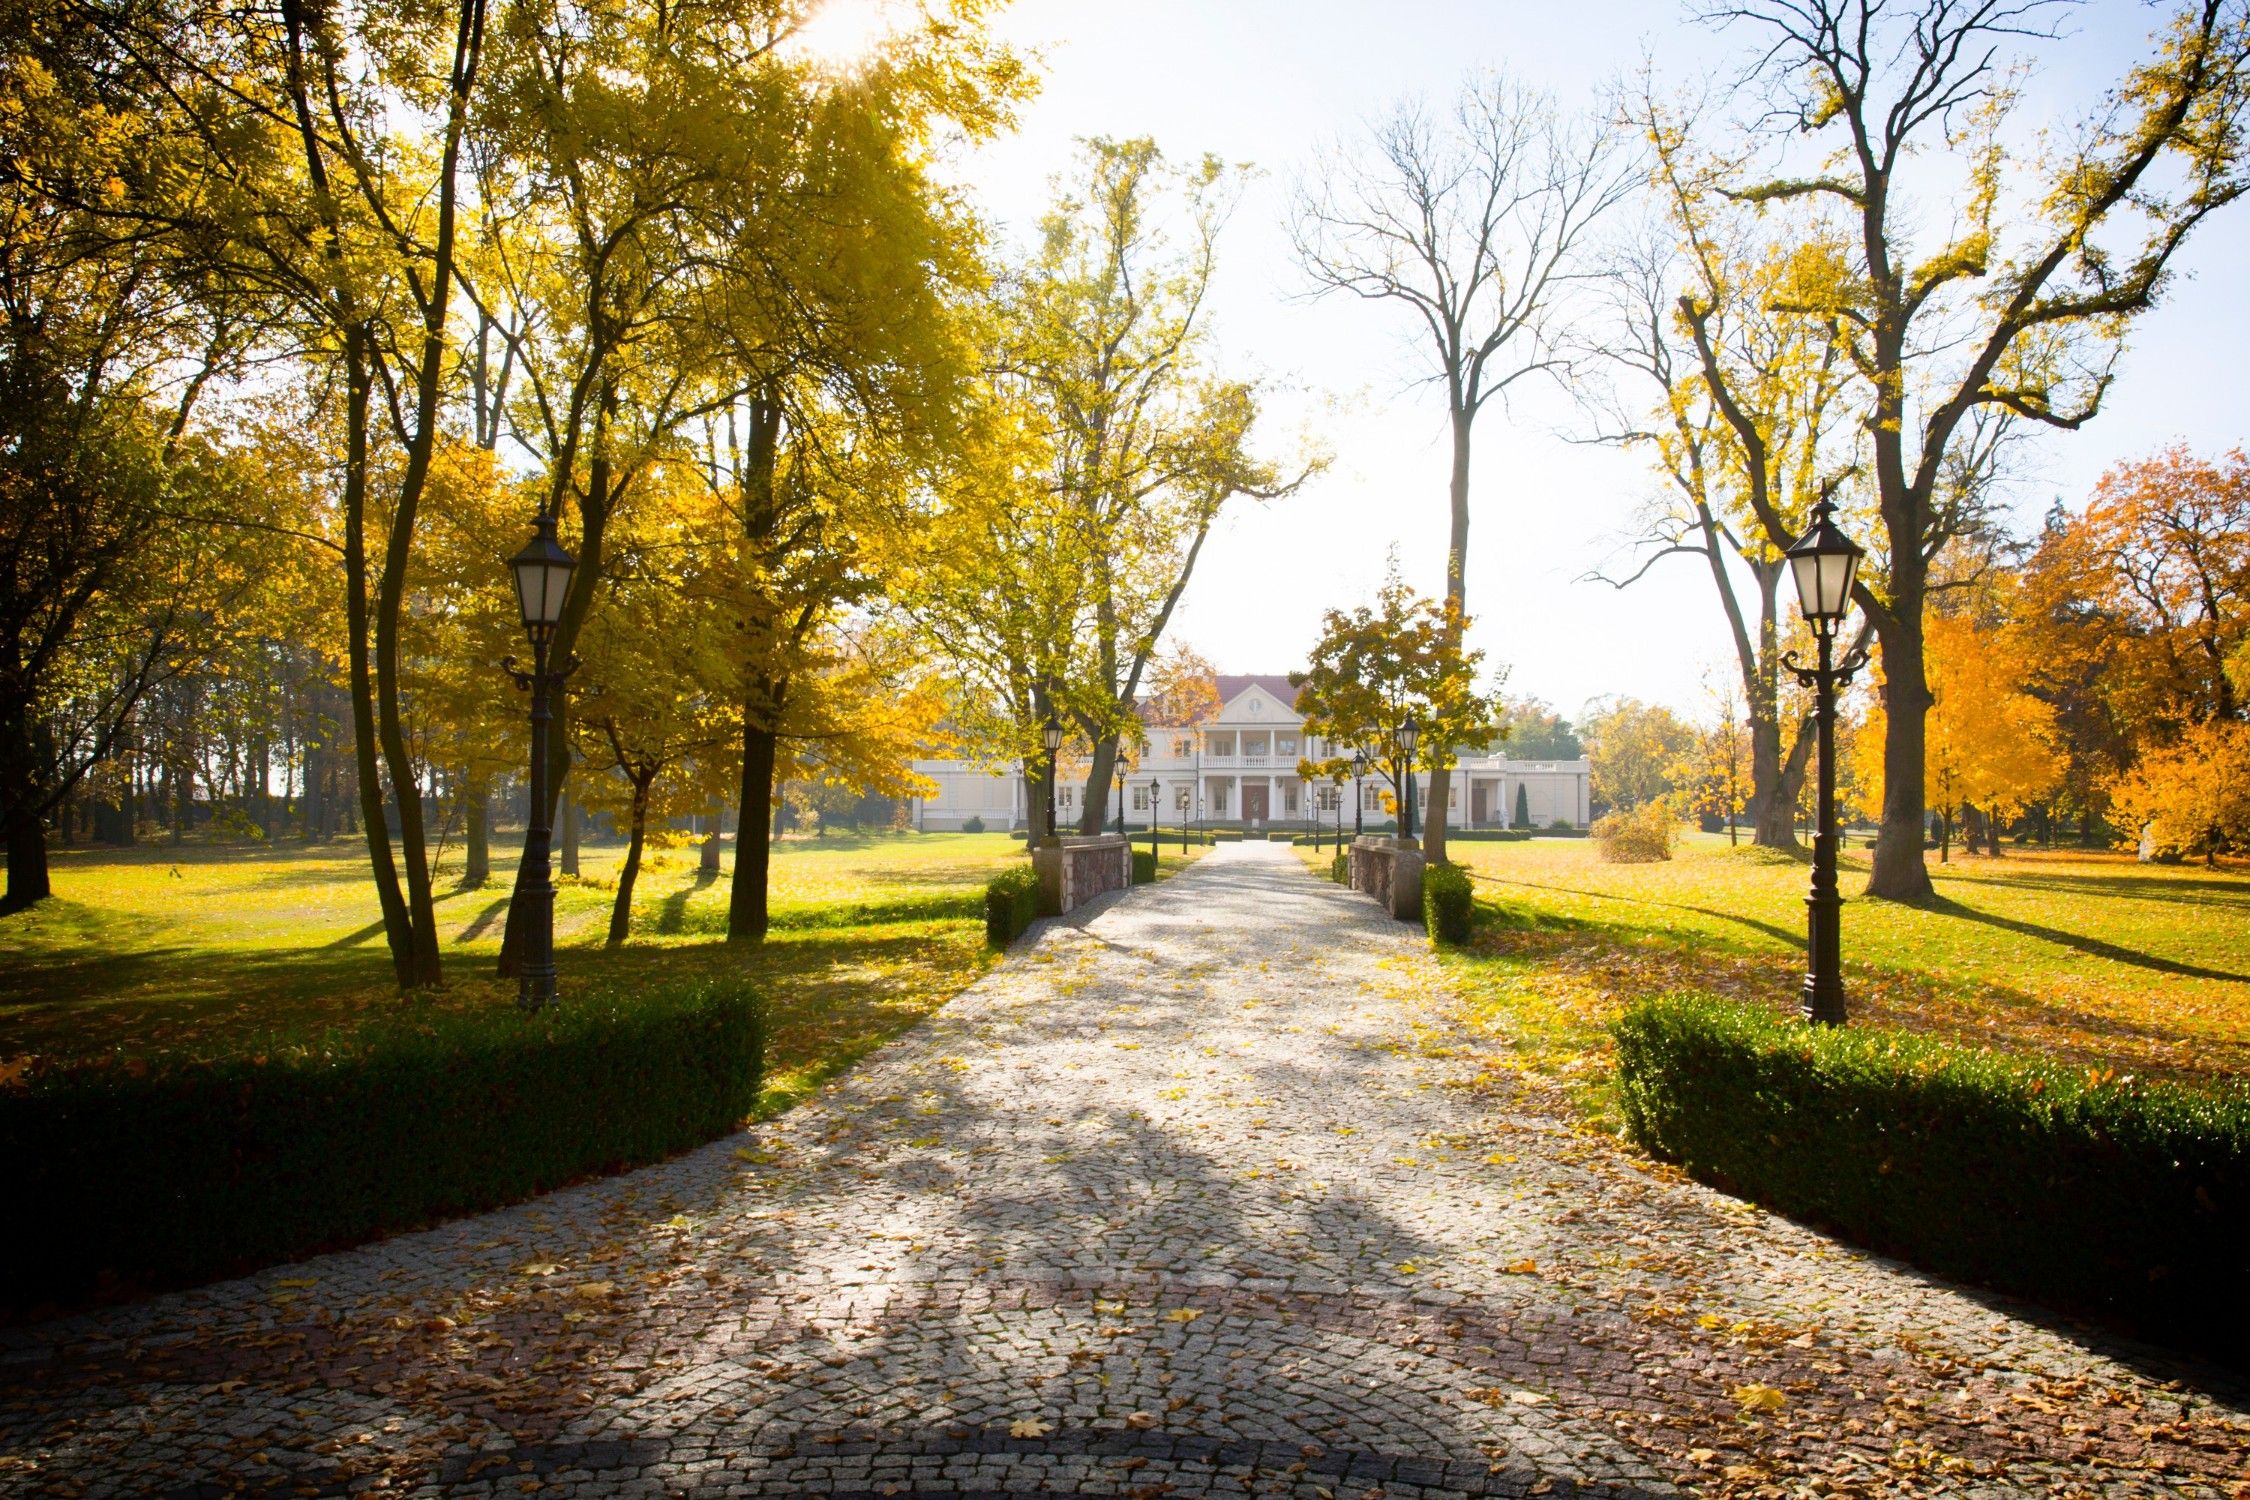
[945,0,2248,724]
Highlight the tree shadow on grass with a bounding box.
[455,897,513,944]
[1470,873,1805,951]
[1915,893,2250,984]
[1934,865,2250,909]
[652,869,719,937]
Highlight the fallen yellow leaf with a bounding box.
[1731,1383,1787,1413]
[1008,1416,1052,1438]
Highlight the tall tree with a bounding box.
[1591,193,1860,849]
[1290,72,1632,862]
[1004,138,1308,833]
[1697,0,2250,899]
[0,5,240,906]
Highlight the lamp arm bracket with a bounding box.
[502,652,583,690]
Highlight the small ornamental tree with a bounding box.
[1513,782,1530,830]
[1290,561,1503,843]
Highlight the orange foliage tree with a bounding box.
[1861,613,2059,861]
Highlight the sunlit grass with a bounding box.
[1438,831,2250,1121]
[0,832,1030,1099]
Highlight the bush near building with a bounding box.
[1424,862,1474,945]
[1593,803,1675,862]
[1612,993,2250,1354]
[984,865,1041,946]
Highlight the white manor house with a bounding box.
[909,675,1591,834]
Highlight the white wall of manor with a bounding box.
[906,758,1589,832]
[907,678,1589,833]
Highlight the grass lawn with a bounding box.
[0,831,1041,1109]
[1437,832,2250,1124]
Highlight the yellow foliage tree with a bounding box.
[2108,719,2250,865]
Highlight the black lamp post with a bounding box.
[505,511,577,1013]
[1351,748,1366,838]
[1398,714,1421,843]
[1041,717,1064,845]
[1782,495,1870,1026]
[1146,777,1160,866]
[1112,754,1127,836]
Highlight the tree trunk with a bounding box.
[559,792,579,877]
[338,331,423,985]
[1747,711,1801,850]
[1022,767,1049,845]
[1866,560,1934,900]
[1076,735,1120,834]
[727,720,779,943]
[607,777,650,947]
[3,804,47,910]
[463,772,490,886]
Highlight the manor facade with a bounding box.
[908,674,1591,833]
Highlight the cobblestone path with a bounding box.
[4,842,2247,1499]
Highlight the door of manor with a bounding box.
[1242,784,1269,824]
[1472,784,1490,824]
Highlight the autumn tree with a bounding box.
[1494,697,1582,760]
[1580,697,1695,814]
[1694,0,2250,900]
[1289,562,1504,842]
[2110,717,2250,862]
[1291,71,1633,864]
[1862,612,2061,860]
[1005,138,1309,833]
[569,547,734,948]
[0,9,249,906]
[1593,130,1878,850]
[1670,677,1752,843]
[1143,643,1222,728]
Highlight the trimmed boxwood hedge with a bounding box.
[1131,848,1158,883]
[1330,849,1348,883]
[1612,994,2250,1351]
[1423,862,1474,945]
[2,979,763,1311]
[985,864,1040,946]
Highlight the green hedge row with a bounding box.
[1612,994,2250,1351]
[2,980,764,1311]
[1423,862,1474,944]
[984,864,1040,946]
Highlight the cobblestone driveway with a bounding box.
[4,842,2246,1499]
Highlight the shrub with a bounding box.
[1422,861,1474,944]
[984,863,1041,946]
[1,980,763,1310]
[1612,994,2250,1353]
[1131,848,1157,883]
[1593,803,1674,862]
[1330,849,1348,883]
[961,815,986,834]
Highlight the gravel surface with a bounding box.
[2,841,2244,1498]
